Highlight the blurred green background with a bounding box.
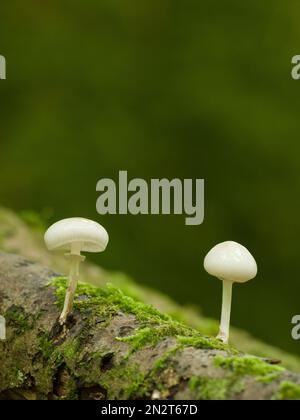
[0,0,300,355]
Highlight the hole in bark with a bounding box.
[53,364,72,398]
[80,385,107,400]
[100,352,114,372]
[65,313,77,329]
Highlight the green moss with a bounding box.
[121,367,146,398]
[189,376,229,400]
[60,338,80,361]
[153,346,180,371]
[52,340,79,366]
[65,382,79,400]
[272,381,300,400]
[116,323,196,356]
[84,345,180,399]
[48,277,259,399]
[51,278,202,350]
[116,320,236,357]
[16,369,25,385]
[9,368,26,388]
[33,333,83,399]
[215,355,285,383]
[7,367,27,389]
[49,277,70,307]
[50,278,170,323]
[38,334,55,359]
[177,335,238,353]
[50,277,238,359]
[95,363,147,399]
[5,305,35,335]
[117,327,154,354]
[37,331,80,375]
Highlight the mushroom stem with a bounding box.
[217,280,233,344]
[59,255,82,325]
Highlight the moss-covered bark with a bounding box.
[1,206,300,373]
[0,252,300,400]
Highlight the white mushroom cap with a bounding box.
[204,241,257,283]
[44,218,109,253]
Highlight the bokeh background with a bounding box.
[1,0,300,355]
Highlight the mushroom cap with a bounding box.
[204,241,257,283]
[44,218,109,253]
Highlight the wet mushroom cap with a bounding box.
[44,218,109,253]
[204,241,257,283]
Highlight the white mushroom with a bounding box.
[204,241,257,344]
[44,218,109,324]
[0,315,6,340]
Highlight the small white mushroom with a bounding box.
[44,218,109,324]
[0,315,6,340]
[204,241,257,344]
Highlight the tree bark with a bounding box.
[1,206,300,373]
[0,251,300,400]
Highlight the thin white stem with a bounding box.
[217,280,233,344]
[0,315,5,340]
[59,255,81,325]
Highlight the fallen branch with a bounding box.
[0,252,300,400]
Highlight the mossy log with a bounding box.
[1,252,300,400]
[1,206,300,373]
